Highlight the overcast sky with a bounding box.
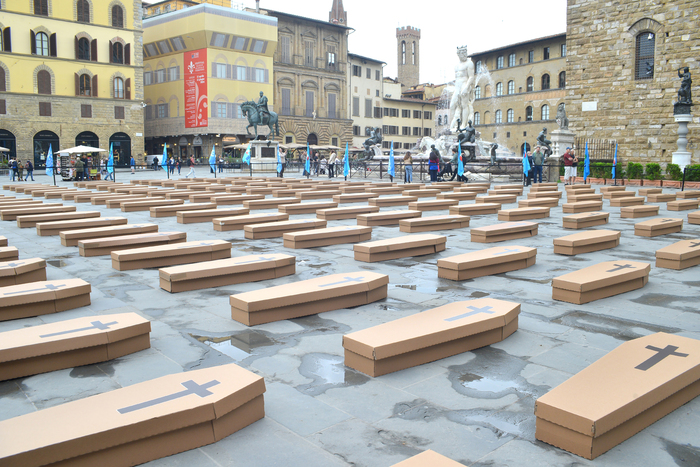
[235,0,567,84]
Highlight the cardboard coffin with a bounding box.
[553,230,621,256]
[60,223,159,247]
[283,226,372,249]
[16,211,100,228]
[449,203,500,216]
[244,218,327,239]
[369,196,418,207]
[36,217,128,237]
[637,188,662,196]
[599,186,628,193]
[149,202,217,218]
[610,196,645,207]
[689,210,700,225]
[455,186,488,193]
[552,260,650,304]
[391,450,467,466]
[0,279,91,321]
[518,198,559,208]
[104,197,154,208]
[528,190,563,199]
[470,221,538,243]
[333,193,380,203]
[343,298,519,377]
[278,201,338,214]
[45,190,80,199]
[634,218,683,237]
[79,232,187,257]
[230,271,389,325]
[566,193,603,203]
[488,188,522,196]
[620,205,659,219]
[562,212,609,229]
[111,240,231,271]
[437,191,477,201]
[177,207,249,224]
[367,186,406,195]
[401,189,441,198]
[528,183,559,191]
[0,236,7,247]
[354,234,446,262]
[647,193,677,203]
[399,215,470,233]
[408,199,459,211]
[0,258,46,287]
[160,253,295,292]
[0,363,265,467]
[475,194,518,205]
[677,190,700,199]
[213,194,265,205]
[0,247,19,261]
[497,207,550,221]
[437,246,536,280]
[357,210,422,226]
[243,197,300,210]
[0,312,150,381]
[340,186,369,194]
[212,213,289,231]
[535,332,700,460]
[273,188,313,197]
[316,205,380,220]
[562,201,604,213]
[565,184,592,191]
[667,199,699,211]
[296,190,341,200]
[603,191,636,200]
[0,205,75,221]
[655,239,700,270]
[121,199,184,212]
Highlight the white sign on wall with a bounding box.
[582,101,598,112]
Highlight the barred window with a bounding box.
[635,32,655,80]
[507,80,514,95]
[541,104,549,120]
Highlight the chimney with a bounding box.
[255,0,260,13]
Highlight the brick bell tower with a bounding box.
[397,26,420,87]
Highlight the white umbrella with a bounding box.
[55,145,106,154]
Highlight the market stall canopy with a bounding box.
[224,144,249,150]
[0,147,9,152]
[55,146,106,154]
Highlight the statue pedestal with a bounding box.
[549,129,576,182]
[672,114,692,170]
[250,140,279,161]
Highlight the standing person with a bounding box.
[532,146,545,184]
[428,145,440,183]
[562,147,574,185]
[313,152,320,176]
[24,160,34,181]
[104,157,114,181]
[176,159,181,175]
[75,157,84,181]
[301,150,309,176]
[328,150,337,178]
[570,149,579,185]
[403,151,413,183]
[130,156,135,174]
[83,156,91,181]
[185,155,196,178]
[523,151,534,187]
[100,158,107,179]
[17,161,24,182]
[278,148,286,178]
[218,157,224,173]
[153,156,159,171]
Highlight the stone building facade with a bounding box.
[470,34,566,154]
[0,0,144,167]
[396,26,420,89]
[348,53,384,149]
[566,0,700,166]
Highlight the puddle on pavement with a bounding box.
[191,331,276,361]
[46,260,67,268]
[458,373,514,394]
[631,293,700,308]
[296,353,369,396]
[470,291,490,298]
[394,284,439,295]
[306,262,332,269]
[554,311,680,340]
[661,437,700,466]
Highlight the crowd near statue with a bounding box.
[677,67,692,105]
[537,127,552,157]
[361,127,382,160]
[449,46,476,131]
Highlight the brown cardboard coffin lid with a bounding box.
[0,312,150,363]
[0,247,19,258]
[344,298,519,360]
[480,194,517,201]
[563,212,609,222]
[1,205,74,215]
[409,199,458,207]
[282,225,372,241]
[452,202,501,211]
[36,217,126,230]
[635,218,683,231]
[19,211,99,221]
[553,230,621,247]
[471,221,538,235]
[151,202,216,211]
[112,240,230,261]
[564,201,603,208]
[243,219,326,233]
[248,196,298,204]
[499,207,549,216]
[319,206,379,215]
[535,332,700,438]
[230,271,389,312]
[0,279,90,307]
[620,205,658,213]
[358,210,422,220]
[60,223,158,240]
[437,246,536,270]
[213,213,288,224]
[161,253,295,281]
[391,450,465,466]
[179,207,248,217]
[354,234,446,253]
[655,239,700,261]
[80,231,185,249]
[399,215,469,226]
[552,260,650,292]
[371,196,418,203]
[0,258,46,278]
[0,363,264,465]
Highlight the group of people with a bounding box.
[427,144,470,183]
[300,150,342,178]
[521,146,548,186]
[8,159,34,182]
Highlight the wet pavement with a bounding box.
[0,171,699,466]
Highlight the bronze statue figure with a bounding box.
[537,128,552,157]
[361,127,382,160]
[242,93,278,139]
[678,67,692,105]
[456,118,476,145]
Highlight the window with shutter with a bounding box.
[114,106,125,119]
[352,97,359,117]
[81,104,92,118]
[328,93,336,119]
[364,99,371,118]
[77,37,90,60]
[34,0,48,16]
[112,5,124,28]
[37,70,51,94]
[77,0,90,23]
[90,39,97,62]
[304,41,314,67]
[49,33,56,56]
[0,68,5,92]
[79,74,90,96]
[281,88,291,116]
[114,77,124,98]
[305,91,314,117]
[39,102,51,116]
[112,42,123,64]
[125,78,130,99]
[280,36,290,63]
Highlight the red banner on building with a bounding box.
[184,48,208,128]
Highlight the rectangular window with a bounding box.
[145,105,153,120]
[39,102,51,116]
[285,136,293,144]
[528,50,534,63]
[81,104,92,118]
[413,110,421,119]
[365,99,372,118]
[374,106,382,118]
[157,103,168,118]
[375,70,380,81]
[144,71,152,86]
[561,43,566,57]
[352,65,362,77]
[543,47,550,60]
[114,106,124,120]
[404,143,412,149]
[304,41,314,67]
[280,36,291,63]
[170,36,186,51]
[254,68,265,83]
[157,40,172,54]
[168,66,179,81]
[376,90,380,97]
[423,128,431,137]
[383,107,389,117]
[210,33,229,48]
[0,100,5,114]
[352,97,359,116]
[230,36,248,51]
[424,111,432,120]
[366,68,371,79]
[497,56,504,69]
[281,88,291,116]
[402,109,410,118]
[413,127,421,136]
[508,53,516,67]
[145,44,158,57]
[327,51,336,70]
[328,93,336,119]
[155,69,166,83]
[353,125,361,136]
[214,63,226,78]
[402,126,410,136]
[305,90,314,117]
[250,39,266,53]
[213,102,227,118]
[235,66,246,81]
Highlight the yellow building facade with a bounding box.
[143,4,276,161]
[0,0,143,166]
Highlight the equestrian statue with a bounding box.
[241,91,279,139]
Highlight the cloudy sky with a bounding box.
[237,0,567,84]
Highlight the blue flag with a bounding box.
[305,144,311,175]
[612,143,617,179]
[388,142,395,177]
[343,142,350,177]
[457,144,464,177]
[522,145,531,175]
[162,143,168,170]
[277,147,282,174]
[107,143,114,174]
[45,144,53,177]
[583,141,591,182]
[208,145,216,172]
[242,144,251,165]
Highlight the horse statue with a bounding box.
[240,101,279,139]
